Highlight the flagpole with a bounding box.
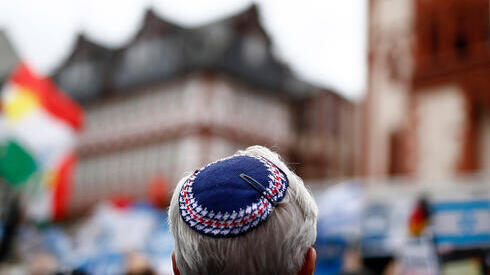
[427,198,442,275]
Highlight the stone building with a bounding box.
[364,0,490,180]
[51,5,357,214]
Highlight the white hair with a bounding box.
[168,145,318,275]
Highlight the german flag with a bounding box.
[409,197,431,237]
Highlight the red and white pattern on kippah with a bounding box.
[178,155,289,237]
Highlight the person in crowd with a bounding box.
[125,252,156,275]
[168,145,318,275]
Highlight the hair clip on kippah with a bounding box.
[178,155,289,237]
[240,173,278,206]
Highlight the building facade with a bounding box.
[50,6,357,214]
[364,0,490,180]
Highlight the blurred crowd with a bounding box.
[1,200,173,274]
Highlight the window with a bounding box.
[454,14,468,57]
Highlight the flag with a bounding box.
[5,63,82,130]
[0,63,82,185]
[409,197,431,237]
[0,63,83,220]
[28,153,77,221]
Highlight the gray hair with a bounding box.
[168,145,318,275]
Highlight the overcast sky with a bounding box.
[0,0,367,100]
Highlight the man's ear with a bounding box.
[298,247,316,275]
[172,251,181,275]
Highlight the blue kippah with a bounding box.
[179,154,289,237]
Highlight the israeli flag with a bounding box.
[431,199,489,248]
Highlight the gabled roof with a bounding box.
[53,34,113,71]
[53,5,318,102]
[51,34,114,102]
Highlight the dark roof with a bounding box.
[0,30,19,83]
[52,5,319,103]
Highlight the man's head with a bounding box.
[168,145,318,275]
